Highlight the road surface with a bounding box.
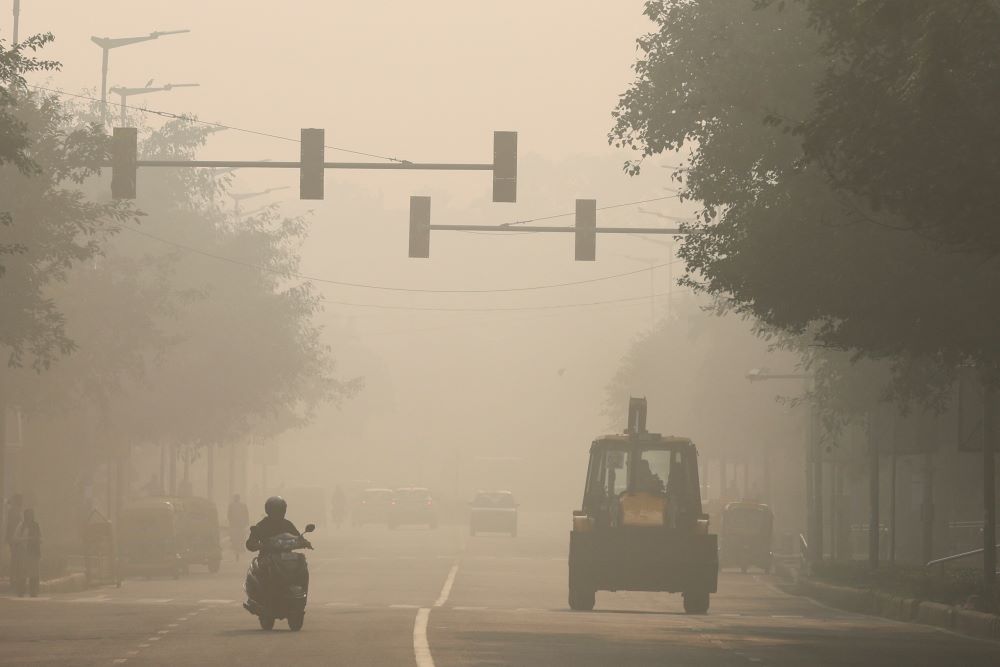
[2,512,998,666]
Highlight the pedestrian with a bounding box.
[13,508,41,597]
[227,494,250,562]
[4,493,23,592]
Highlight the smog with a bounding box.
[1,2,999,665]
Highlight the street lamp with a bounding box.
[231,186,290,218]
[109,81,199,126]
[746,368,822,565]
[90,29,190,122]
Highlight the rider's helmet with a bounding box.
[264,496,287,519]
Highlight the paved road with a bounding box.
[2,512,999,666]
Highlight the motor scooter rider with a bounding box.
[246,496,309,552]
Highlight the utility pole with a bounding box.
[12,0,19,44]
[984,386,996,602]
[868,411,880,570]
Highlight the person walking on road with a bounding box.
[227,494,250,561]
[12,508,41,597]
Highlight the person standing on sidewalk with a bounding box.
[4,494,23,592]
[12,508,41,597]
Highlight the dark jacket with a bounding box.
[245,516,300,551]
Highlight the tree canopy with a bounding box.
[610,0,1000,393]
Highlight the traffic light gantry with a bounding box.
[109,127,518,203]
[408,196,687,261]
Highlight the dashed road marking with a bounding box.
[434,565,459,608]
[147,637,160,642]
[137,598,173,604]
[112,659,128,665]
[414,608,434,667]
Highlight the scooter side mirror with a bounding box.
[304,524,316,533]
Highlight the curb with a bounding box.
[38,572,88,594]
[794,577,1000,642]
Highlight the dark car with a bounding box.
[470,491,518,537]
[388,488,438,529]
[353,488,394,527]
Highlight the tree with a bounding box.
[609,0,1000,390]
[0,36,135,369]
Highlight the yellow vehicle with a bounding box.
[720,501,773,573]
[568,399,718,614]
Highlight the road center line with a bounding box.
[434,565,459,608]
[414,608,434,667]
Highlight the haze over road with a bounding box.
[2,514,997,667]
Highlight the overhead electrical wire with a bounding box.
[26,84,411,164]
[118,224,686,295]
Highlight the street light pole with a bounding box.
[12,0,20,44]
[90,29,190,123]
[109,82,199,126]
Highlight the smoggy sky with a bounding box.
[12,2,788,500]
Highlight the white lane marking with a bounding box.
[137,598,173,604]
[390,604,420,609]
[147,637,160,642]
[414,608,434,667]
[167,623,179,628]
[112,659,128,665]
[434,565,459,608]
[138,644,150,649]
[197,599,234,605]
[157,630,169,635]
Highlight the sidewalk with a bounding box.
[772,555,1000,642]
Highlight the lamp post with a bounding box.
[747,368,821,563]
[90,29,190,123]
[231,186,289,219]
[109,81,199,126]
[12,0,20,43]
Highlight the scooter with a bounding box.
[243,523,315,631]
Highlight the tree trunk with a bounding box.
[983,386,996,603]
[869,412,880,570]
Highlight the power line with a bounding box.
[117,224,684,294]
[26,84,411,164]
[316,289,684,313]
[501,195,684,227]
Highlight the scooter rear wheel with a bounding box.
[259,615,275,630]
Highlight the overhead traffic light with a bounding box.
[300,128,325,200]
[492,131,517,203]
[575,198,596,261]
[111,127,137,199]
[409,196,431,258]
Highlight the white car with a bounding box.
[469,491,518,537]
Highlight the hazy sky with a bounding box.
[15,2,740,498]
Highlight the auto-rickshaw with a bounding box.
[568,398,718,614]
[118,498,185,579]
[173,496,223,573]
[720,501,774,573]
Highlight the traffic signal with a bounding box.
[111,127,137,199]
[300,128,324,200]
[492,131,517,203]
[409,196,431,258]
[575,198,596,261]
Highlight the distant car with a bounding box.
[388,487,437,529]
[469,491,518,537]
[353,488,394,527]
